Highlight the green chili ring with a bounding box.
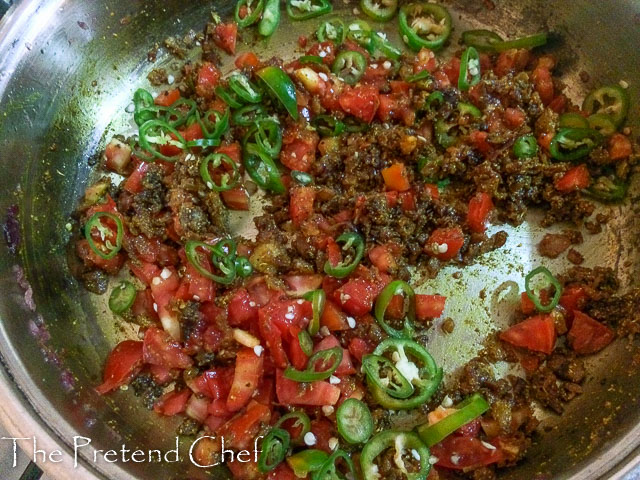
[286,0,332,21]
[336,398,374,444]
[398,3,452,52]
[243,143,286,194]
[291,170,314,186]
[323,232,365,278]
[332,51,367,85]
[362,354,415,399]
[303,289,326,335]
[215,86,244,109]
[513,134,539,158]
[312,115,345,137]
[85,212,124,260]
[461,29,504,53]
[200,153,240,192]
[235,0,265,28]
[492,32,548,52]
[284,346,343,382]
[274,411,312,445]
[185,240,237,285]
[524,266,563,313]
[312,449,355,480]
[197,109,230,139]
[458,46,481,91]
[559,112,589,130]
[229,74,263,104]
[587,175,629,202]
[232,104,267,126]
[374,280,416,339]
[549,128,603,162]
[108,281,137,314]
[256,66,299,120]
[583,85,630,128]
[257,428,290,473]
[258,0,281,37]
[137,119,187,162]
[317,18,346,43]
[361,0,398,22]
[234,256,254,278]
[361,431,431,480]
[587,113,617,137]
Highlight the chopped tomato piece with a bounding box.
[504,108,525,129]
[268,464,298,480]
[306,41,336,66]
[275,369,341,406]
[228,288,259,327]
[568,311,615,355]
[425,227,465,261]
[321,300,351,331]
[415,294,446,320]
[469,130,492,155]
[559,285,589,322]
[348,337,374,363]
[368,244,397,274]
[227,347,264,412]
[196,62,221,99]
[532,67,554,105]
[142,327,193,369]
[442,57,461,85]
[339,84,380,124]
[381,162,411,192]
[310,418,336,453]
[104,138,132,174]
[123,161,149,194]
[334,279,378,316]
[221,186,250,211]
[220,401,271,450]
[153,389,191,416]
[95,340,144,394]
[76,239,125,275]
[499,315,556,355]
[290,186,316,226]
[520,291,536,315]
[555,164,590,193]
[212,22,237,55]
[128,260,161,286]
[149,266,180,309]
[494,49,530,77]
[314,335,356,376]
[284,274,323,297]
[467,192,494,233]
[414,48,437,73]
[549,95,567,113]
[287,325,310,370]
[154,88,181,107]
[609,133,633,160]
[280,125,319,172]
[432,436,504,470]
[235,51,260,70]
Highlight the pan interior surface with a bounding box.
[0,0,639,479]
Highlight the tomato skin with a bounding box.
[381,162,411,192]
[469,130,492,155]
[235,51,260,70]
[275,369,341,406]
[494,49,530,77]
[520,291,536,315]
[154,88,180,107]
[227,347,264,412]
[95,340,144,394]
[442,57,461,84]
[559,285,588,323]
[431,436,503,470]
[314,335,356,376]
[368,244,397,274]
[221,186,250,211]
[555,164,590,193]
[499,315,556,354]
[568,311,615,355]
[196,62,221,99]
[415,294,447,320]
[153,389,191,416]
[504,107,525,128]
[320,300,350,331]
[338,84,380,124]
[213,22,237,55]
[425,227,465,261]
[609,133,633,160]
[467,192,494,233]
[334,279,378,317]
[280,125,319,172]
[287,325,310,370]
[348,337,374,363]
[290,186,316,226]
[76,239,125,275]
[143,327,193,369]
[228,288,259,327]
[221,400,272,450]
[532,67,554,105]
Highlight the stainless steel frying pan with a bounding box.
[0,1,639,479]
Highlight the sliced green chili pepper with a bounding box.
[235,0,265,28]
[185,138,221,150]
[417,393,490,447]
[85,212,124,260]
[406,70,431,83]
[284,347,343,382]
[299,55,324,64]
[286,0,332,21]
[258,0,281,37]
[371,32,402,60]
[232,104,267,126]
[425,91,444,111]
[323,232,365,278]
[215,86,244,109]
[234,256,254,278]
[109,281,137,314]
[513,134,538,158]
[287,449,329,478]
[343,116,369,133]
[185,239,239,285]
[298,330,314,356]
[362,354,414,399]
[332,51,367,85]
[549,128,603,162]
[229,74,263,104]
[361,431,431,480]
[374,280,416,338]
[165,98,198,128]
[312,115,345,137]
[292,170,314,186]
[398,3,452,52]
[525,266,562,313]
[559,112,589,130]
[200,153,240,192]
[245,119,283,157]
[336,398,373,444]
[587,113,617,136]
[493,32,548,52]
[458,47,481,91]
[582,85,630,128]
[461,29,504,53]
[133,88,157,126]
[458,102,481,118]
[256,66,299,120]
[197,109,230,139]
[369,338,442,410]
[361,0,397,21]
[257,428,290,473]
[435,119,456,148]
[312,449,355,480]
[587,175,629,202]
[303,289,326,335]
[346,20,373,49]
[137,119,186,162]
[274,411,312,444]
[243,143,286,194]
[317,18,346,44]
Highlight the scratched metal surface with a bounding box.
[0,1,639,479]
